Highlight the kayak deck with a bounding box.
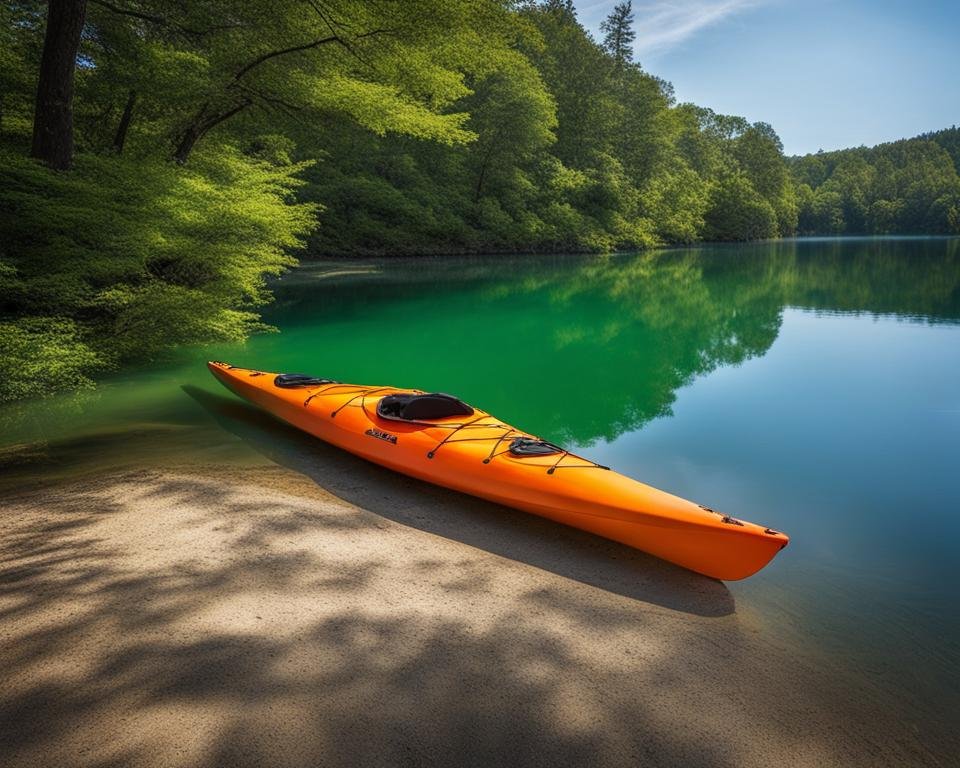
[208,361,789,580]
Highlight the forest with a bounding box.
[1,0,959,403]
[791,127,960,235]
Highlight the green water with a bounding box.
[4,237,960,756]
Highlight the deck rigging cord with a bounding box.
[298,382,609,474]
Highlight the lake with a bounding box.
[3,236,959,761]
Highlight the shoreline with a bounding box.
[296,233,960,261]
[1,410,949,766]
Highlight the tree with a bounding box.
[163,1,475,164]
[600,1,635,68]
[76,0,503,164]
[463,57,557,202]
[31,0,88,169]
[521,2,618,168]
[734,123,796,235]
[539,0,576,18]
[703,172,778,241]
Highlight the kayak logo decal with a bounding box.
[365,428,398,445]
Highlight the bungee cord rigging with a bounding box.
[295,379,609,473]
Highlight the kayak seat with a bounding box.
[377,393,474,422]
[275,373,339,388]
[509,437,564,456]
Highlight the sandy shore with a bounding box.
[0,392,947,767]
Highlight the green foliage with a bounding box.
[0,317,102,402]
[703,173,778,241]
[303,2,801,256]
[0,145,315,400]
[640,163,709,243]
[790,127,960,235]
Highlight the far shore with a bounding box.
[0,389,944,768]
[290,233,960,263]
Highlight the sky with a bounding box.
[574,0,960,155]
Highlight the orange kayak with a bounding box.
[208,361,788,580]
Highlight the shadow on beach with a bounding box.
[182,385,734,619]
[1,467,735,768]
[0,387,940,768]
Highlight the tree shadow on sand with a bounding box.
[0,390,938,768]
[182,385,733,619]
[0,424,739,768]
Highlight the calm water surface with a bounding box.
[4,237,959,755]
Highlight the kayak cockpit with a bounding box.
[274,373,339,388]
[377,393,474,422]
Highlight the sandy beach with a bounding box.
[0,392,947,768]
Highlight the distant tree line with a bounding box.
[0,0,957,402]
[791,127,960,235]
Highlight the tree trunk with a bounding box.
[473,129,504,203]
[31,0,88,170]
[172,100,250,164]
[474,160,488,203]
[112,89,136,153]
[173,122,203,164]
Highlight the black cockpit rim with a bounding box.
[377,392,475,422]
[275,373,339,388]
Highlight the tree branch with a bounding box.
[236,83,305,116]
[89,0,245,37]
[230,28,388,84]
[231,35,339,83]
[199,98,252,133]
[304,1,380,70]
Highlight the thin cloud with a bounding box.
[613,1,766,58]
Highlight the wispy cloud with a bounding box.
[637,1,765,56]
[579,1,766,59]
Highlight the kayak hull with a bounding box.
[208,361,788,580]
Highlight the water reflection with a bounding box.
[260,237,960,447]
[2,238,959,454]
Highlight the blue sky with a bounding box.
[574,0,959,155]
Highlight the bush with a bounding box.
[0,318,101,403]
[0,145,316,399]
